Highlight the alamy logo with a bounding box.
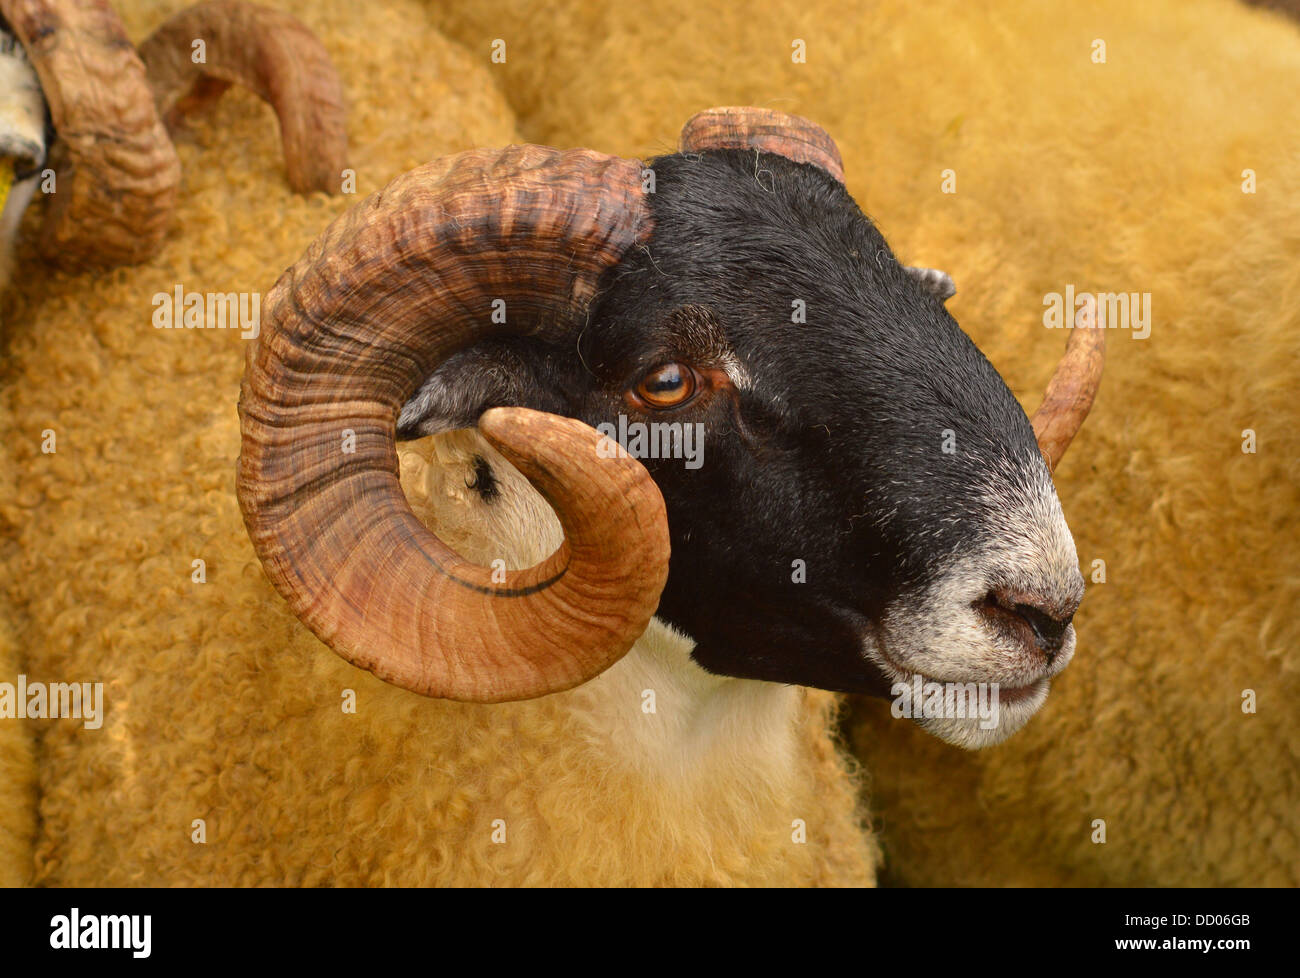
[50,908,151,958]
[890,676,1001,730]
[1043,284,1151,339]
[596,415,705,470]
[152,284,260,339]
[0,675,103,729]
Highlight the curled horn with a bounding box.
[0,0,181,265]
[237,146,670,703]
[1031,294,1106,472]
[139,0,346,194]
[680,106,846,183]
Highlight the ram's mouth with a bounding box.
[872,644,1050,705]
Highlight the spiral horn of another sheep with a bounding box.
[0,0,181,265]
[139,0,346,194]
[682,105,1105,472]
[237,146,670,704]
[0,0,344,268]
[680,105,846,183]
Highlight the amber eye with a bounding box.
[632,362,697,409]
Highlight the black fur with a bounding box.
[467,454,500,502]
[399,150,1045,695]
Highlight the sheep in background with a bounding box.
[0,0,345,289]
[422,0,1300,885]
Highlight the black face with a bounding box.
[398,150,1047,696]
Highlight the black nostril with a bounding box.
[979,588,1076,661]
[1012,602,1070,656]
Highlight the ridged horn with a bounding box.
[139,0,346,194]
[237,145,670,703]
[1032,294,1106,472]
[680,106,846,183]
[0,0,180,265]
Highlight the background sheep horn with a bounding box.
[680,106,846,183]
[237,145,669,703]
[0,0,181,266]
[1031,294,1106,472]
[139,0,346,194]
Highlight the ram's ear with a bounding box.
[396,339,572,439]
[905,266,956,302]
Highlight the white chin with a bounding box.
[910,677,1051,749]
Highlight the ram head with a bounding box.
[237,107,1104,749]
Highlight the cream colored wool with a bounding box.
[423,0,1300,885]
[0,0,877,886]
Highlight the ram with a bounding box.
[242,106,1103,732]
[225,104,1101,884]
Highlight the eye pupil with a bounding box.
[634,362,696,408]
[646,365,683,394]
